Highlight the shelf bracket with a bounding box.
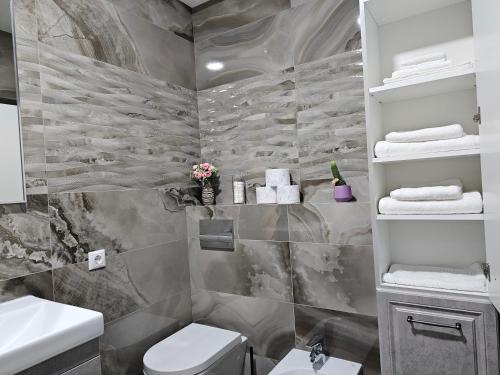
[473,106,482,124]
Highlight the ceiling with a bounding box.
[178,0,212,8]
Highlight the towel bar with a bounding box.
[407,315,462,331]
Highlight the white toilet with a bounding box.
[143,323,247,375]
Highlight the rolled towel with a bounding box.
[390,179,463,201]
[382,263,487,293]
[374,134,479,158]
[399,52,447,68]
[378,191,483,215]
[385,124,464,143]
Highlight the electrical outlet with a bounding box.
[89,249,106,271]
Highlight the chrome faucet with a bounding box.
[306,334,328,370]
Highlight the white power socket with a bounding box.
[89,249,106,271]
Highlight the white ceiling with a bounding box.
[178,0,212,8]
[0,0,12,34]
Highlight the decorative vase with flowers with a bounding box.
[331,161,352,202]
[192,163,219,205]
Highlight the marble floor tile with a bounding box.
[294,305,381,375]
[287,202,372,245]
[0,195,51,280]
[291,0,361,65]
[53,241,190,322]
[13,0,38,41]
[192,289,295,360]
[101,291,192,375]
[290,242,376,316]
[49,189,187,267]
[190,239,293,302]
[39,45,200,193]
[0,270,53,302]
[193,0,290,41]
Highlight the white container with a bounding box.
[265,169,290,187]
[277,185,300,204]
[256,186,277,204]
[232,181,245,204]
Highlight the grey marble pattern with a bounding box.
[192,289,295,360]
[49,189,187,267]
[39,45,200,193]
[13,0,38,41]
[36,0,195,88]
[294,304,380,375]
[290,242,376,316]
[101,292,191,375]
[0,195,51,280]
[195,14,293,90]
[62,357,102,375]
[291,0,361,65]
[53,241,190,322]
[0,270,53,302]
[244,354,278,375]
[0,31,16,101]
[190,239,293,302]
[287,202,372,245]
[193,0,291,41]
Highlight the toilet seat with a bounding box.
[143,323,242,375]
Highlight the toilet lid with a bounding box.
[143,323,242,375]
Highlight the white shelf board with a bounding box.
[378,283,489,301]
[369,68,476,103]
[365,0,466,26]
[377,214,484,221]
[372,149,480,164]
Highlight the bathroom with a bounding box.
[0,0,499,374]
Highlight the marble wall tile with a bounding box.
[49,189,187,267]
[193,0,290,42]
[190,239,293,302]
[0,31,16,101]
[287,202,372,245]
[192,289,295,360]
[0,270,53,302]
[101,291,192,375]
[195,14,293,90]
[36,0,195,88]
[294,305,381,375]
[291,0,361,65]
[0,195,51,280]
[53,241,190,322]
[13,0,38,41]
[39,45,199,193]
[290,242,376,316]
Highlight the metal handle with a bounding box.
[407,315,462,331]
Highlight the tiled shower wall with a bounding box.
[1,0,198,374]
[190,0,380,374]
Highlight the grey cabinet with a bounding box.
[378,291,499,375]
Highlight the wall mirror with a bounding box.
[0,0,26,203]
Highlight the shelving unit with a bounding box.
[377,214,484,221]
[372,148,480,164]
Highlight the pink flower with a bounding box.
[192,165,197,170]
[204,170,212,178]
[194,171,203,179]
[201,163,210,170]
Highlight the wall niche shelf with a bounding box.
[377,214,484,221]
[372,149,480,164]
[379,282,489,302]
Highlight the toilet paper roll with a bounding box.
[265,169,290,187]
[277,185,300,204]
[256,186,277,204]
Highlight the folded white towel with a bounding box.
[382,263,487,293]
[385,124,464,143]
[391,59,451,80]
[374,134,479,158]
[382,61,473,85]
[379,191,483,215]
[390,179,463,201]
[399,52,447,68]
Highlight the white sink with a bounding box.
[0,295,104,375]
[269,349,362,375]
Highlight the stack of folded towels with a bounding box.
[383,52,473,85]
[379,178,483,215]
[374,124,480,159]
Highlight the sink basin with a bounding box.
[0,296,104,375]
[269,349,362,375]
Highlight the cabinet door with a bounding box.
[473,0,500,312]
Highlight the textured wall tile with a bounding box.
[0,270,53,302]
[13,0,38,41]
[192,289,295,359]
[287,202,372,245]
[0,195,51,280]
[101,292,192,375]
[49,189,187,267]
[190,239,293,302]
[39,45,199,193]
[193,0,290,41]
[195,14,293,89]
[291,0,361,65]
[290,242,376,316]
[294,305,380,375]
[53,241,190,322]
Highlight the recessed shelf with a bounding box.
[377,214,484,221]
[372,149,480,164]
[369,68,475,103]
